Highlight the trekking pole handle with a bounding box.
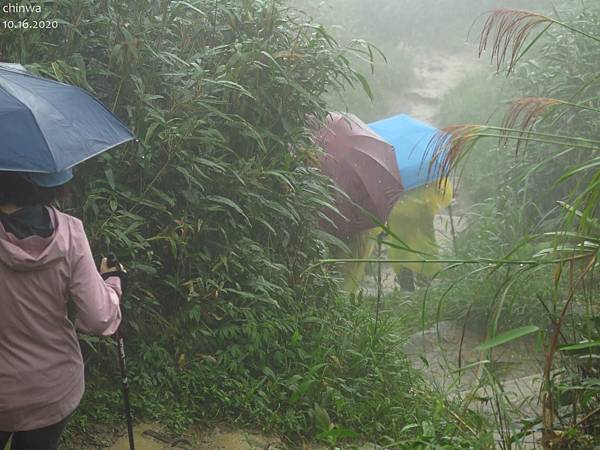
[107,252,118,269]
[101,252,128,288]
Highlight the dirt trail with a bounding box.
[108,424,291,450]
[106,424,381,450]
[392,47,481,126]
[404,322,543,449]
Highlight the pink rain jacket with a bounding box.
[0,207,122,431]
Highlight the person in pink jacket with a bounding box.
[0,170,123,450]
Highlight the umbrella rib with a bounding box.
[348,145,402,184]
[335,157,384,218]
[61,136,136,171]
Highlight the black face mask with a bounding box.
[0,205,54,239]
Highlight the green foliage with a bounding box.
[506,5,600,217]
[74,291,490,447]
[0,0,394,441]
[474,325,539,352]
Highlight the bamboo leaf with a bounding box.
[206,195,250,223]
[452,360,491,373]
[560,341,600,352]
[352,70,373,101]
[475,326,540,352]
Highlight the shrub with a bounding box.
[0,0,378,435]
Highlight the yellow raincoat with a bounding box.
[388,180,453,277]
[339,179,453,292]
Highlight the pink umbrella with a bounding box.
[314,112,404,237]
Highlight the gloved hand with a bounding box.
[100,257,126,275]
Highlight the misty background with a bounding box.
[291,0,552,124]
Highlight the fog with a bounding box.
[293,0,552,49]
[290,0,554,123]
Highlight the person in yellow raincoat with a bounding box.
[388,179,453,290]
[339,179,453,292]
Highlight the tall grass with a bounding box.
[421,3,600,448]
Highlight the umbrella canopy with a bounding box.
[0,63,135,174]
[315,112,404,237]
[368,114,440,191]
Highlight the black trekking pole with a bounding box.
[104,253,135,450]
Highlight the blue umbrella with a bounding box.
[368,114,440,191]
[0,63,135,183]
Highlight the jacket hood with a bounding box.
[0,207,67,271]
